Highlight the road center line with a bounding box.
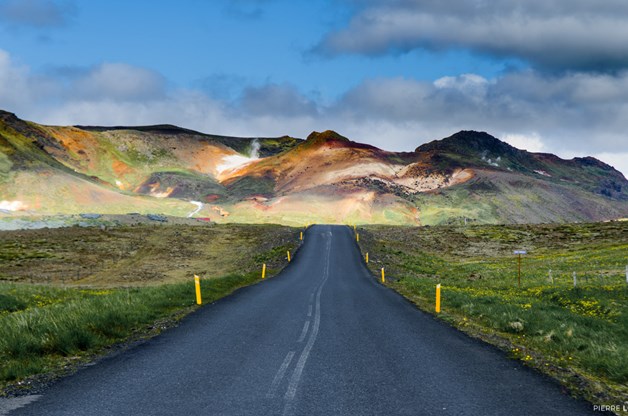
[297,321,310,343]
[283,234,332,413]
[266,351,296,399]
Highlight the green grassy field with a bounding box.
[357,221,628,409]
[0,223,301,394]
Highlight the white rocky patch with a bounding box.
[0,200,27,212]
[481,152,501,167]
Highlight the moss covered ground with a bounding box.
[357,221,628,411]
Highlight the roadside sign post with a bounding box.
[513,250,527,288]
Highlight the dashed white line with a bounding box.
[307,304,312,317]
[283,233,332,415]
[266,351,296,399]
[297,321,310,343]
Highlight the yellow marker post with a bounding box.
[300,231,303,241]
[262,263,267,279]
[194,275,202,305]
[356,233,360,242]
[435,284,441,313]
[381,268,385,283]
[287,250,291,262]
[365,252,369,264]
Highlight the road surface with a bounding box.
[2,225,598,415]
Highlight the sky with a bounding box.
[0,0,627,177]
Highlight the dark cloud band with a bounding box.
[315,0,628,72]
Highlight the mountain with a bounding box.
[1,110,626,225]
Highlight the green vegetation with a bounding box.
[258,136,301,157]
[138,170,227,199]
[413,188,498,225]
[0,223,301,392]
[226,175,276,199]
[0,224,299,285]
[0,152,12,183]
[0,274,261,386]
[358,221,628,406]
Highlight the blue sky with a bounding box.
[0,0,627,176]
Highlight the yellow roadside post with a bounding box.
[287,251,291,262]
[435,284,441,313]
[194,275,202,305]
[262,263,267,279]
[300,231,303,241]
[356,233,360,242]
[381,268,385,283]
[365,252,369,264]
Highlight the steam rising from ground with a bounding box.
[249,139,260,159]
[216,139,261,176]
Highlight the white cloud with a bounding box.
[592,153,628,180]
[73,63,166,101]
[0,48,626,177]
[315,0,628,71]
[502,133,546,153]
[238,83,319,117]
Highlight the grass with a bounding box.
[0,223,301,393]
[0,224,299,286]
[357,221,628,409]
[0,274,263,386]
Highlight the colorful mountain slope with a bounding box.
[0,110,626,225]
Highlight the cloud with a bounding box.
[195,73,248,100]
[315,0,628,71]
[221,0,273,19]
[0,0,75,28]
[0,48,626,177]
[333,70,628,155]
[502,134,546,153]
[238,83,319,117]
[72,63,166,101]
[0,56,166,111]
[0,50,61,109]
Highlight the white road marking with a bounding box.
[266,351,296,399]
[307,304,312,317]
[0,395,41,415]
[297,321,310,343]
[283,232,332,414]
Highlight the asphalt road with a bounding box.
[2,225,599,415]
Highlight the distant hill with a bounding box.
[1,109,626,225]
